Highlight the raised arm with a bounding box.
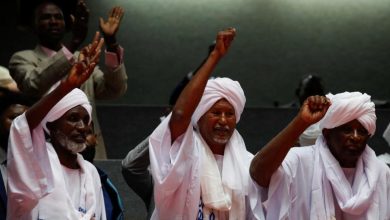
[25,35,104,131]
[250,95,331,187]
[169,28,236,142]
[99,6,124,52]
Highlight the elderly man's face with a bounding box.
[323,119,370,168]
[49,106,90,154]
[198,99,236,153]
[34,3,66,44]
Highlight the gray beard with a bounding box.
[53,130,86,154]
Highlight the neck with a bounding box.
[210,144,225,155]
[39,40,62,51]
[339,160,357,168]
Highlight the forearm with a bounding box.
[250,115,311,187]
[93,64,128,99]
[9,52,72,96]
[25,80,73,130]
[170,51,221,139]
[104,35,119,53]
[121,137,150,173]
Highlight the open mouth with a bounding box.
[72,135,86,143]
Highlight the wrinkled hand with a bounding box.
[70,0,90,45]
[66,32,104,88]
[213,27,236,57]
[299,95,331,125]
[99,6,124,38]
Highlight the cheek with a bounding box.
[227,118,236,129]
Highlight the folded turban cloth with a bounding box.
[42,88,92,133]
[191,77,246,126]
[319,91,376,135]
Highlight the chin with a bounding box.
[212,137,229,145]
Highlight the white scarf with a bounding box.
[311,91,380,219]
[198,131,248,219]
[310,136,382,219]
[192,77,248,219]
[7,89,97,219]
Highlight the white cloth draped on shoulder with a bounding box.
[310,136,389,219]
[6,88,105,220]
[264,91,390,220]
[149,77,264,219]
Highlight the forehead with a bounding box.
[36,3,63,16]
[333,119,367,131]
[208,99,235,112]
[64,105,89,116]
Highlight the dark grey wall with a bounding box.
[1,0,390,106]
[98,105,390,159]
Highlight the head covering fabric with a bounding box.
[191,77,245,126]
[319,92,376,135]
[42,88,91,133]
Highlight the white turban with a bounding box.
[191,77,246,126]
[42,88,92,133]
[319,92,376,135]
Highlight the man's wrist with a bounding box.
[106,43,119,52]
[104,35,119,52]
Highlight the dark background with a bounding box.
[1,0,390,107]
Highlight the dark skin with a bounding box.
[99,6,125,53]
[26,34,104,169]
[47,106,90,169]
[323,119,370,168]
[250,95,373,187]
[34,3,66,51]
[197,98,236,155]
[34,1,124,54]
[170,28,236,154]
[250,95,331,187]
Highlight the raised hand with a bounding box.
[65,32,104,88]
[69,0,90,51]
[213,27,236,57]
[299,95,331,125]
[99,6,124,39]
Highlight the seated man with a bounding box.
[7,36,106,219]
[250,93,390,219]
[9,1,128,159]
[149,28,264,219]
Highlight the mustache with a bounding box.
[214,124,230,131]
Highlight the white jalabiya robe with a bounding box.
[7,113,106,220]
[149,114,264,220]
[263,136,390,220]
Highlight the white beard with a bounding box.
[213,124,231,145]
[53,130,86,154]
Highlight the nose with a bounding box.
[48,15,59,24]
[350,129,363,141]
[219,113,227,124]
[75,120,87,130]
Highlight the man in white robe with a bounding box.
[7,36,106,220]
[149,28,264,220]
[250,92,390,220]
